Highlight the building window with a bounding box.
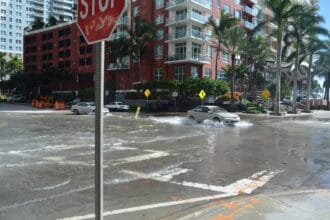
[155,45,163,59]
[223,51,229,63]
[192,42,201,60]
[204,68,212,78]
[234,9,241,19]
[224,4,230,14]
[217,70,227,80]
[175,42,186,60]
[155,68,163,81]
[207,46,212,59]
[191,66,200,78]
[175,25,186,38]
[235,0,241,4]
[156,29,164,39]
[155,0,164,9]
[217,0,221,9]
[155,15,164,24]
[134,6,140,17]
[175,66,185,80]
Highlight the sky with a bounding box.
[319,0,330,32]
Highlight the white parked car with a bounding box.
[71,102,109,115]
[7,95,25,103]
[187,105,240,124]
[105,101,129,111]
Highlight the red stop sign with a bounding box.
[77,0,126,44]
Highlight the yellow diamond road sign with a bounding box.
[144,89,151,98]
[199,89,206,100]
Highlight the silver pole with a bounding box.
[95,41,104,220]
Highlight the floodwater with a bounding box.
[0,106,329,219]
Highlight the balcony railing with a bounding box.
[107,63,129,70]
[243,5,257,16]
[244,20,255,30]
[166,0,212,10]
[166,52,210,63]
[166,11,208,25]
[243,0,257,4]
[166,30,208,41]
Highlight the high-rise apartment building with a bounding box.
[0,0,29,56]
[0,0,76,57]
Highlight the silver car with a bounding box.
[105,101,129,111]
[187,105,240,124]
[71,102,109,115]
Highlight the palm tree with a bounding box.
[127,16,156,82]
[46,16,58,27]
[31,17,45,31]
[315,45,330,110]
[242,36,274,99]
[283,6,328,112]
[205,10,238,77]
[256,0,305,115]
[0,52,7,80]
[305,37,329,111]
[222,25,248,110]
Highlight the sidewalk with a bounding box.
[171,189,330,220]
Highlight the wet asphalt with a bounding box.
[0,103,329,220]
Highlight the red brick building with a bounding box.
[23,0,259,93]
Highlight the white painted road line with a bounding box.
[112,150,170,165]
[58,193,236,220]
[58,170,283,220]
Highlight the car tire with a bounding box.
[73,109,79,115]
[213,117,221,123]
[188,116,195,121]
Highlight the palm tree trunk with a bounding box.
[275,33,282,115]
[230,54,235,111]
[292,48,299,113]
[306,54,313,112]
[325,71,330,111]
[215,43,220,77]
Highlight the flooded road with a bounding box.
[0,105,329,219]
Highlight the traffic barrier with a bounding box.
[54,101,65,110]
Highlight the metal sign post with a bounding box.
[76,1,126,219]
[95,41,104,220]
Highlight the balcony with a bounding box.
[243,20,255,30]
[109,31,129,40]
[107,63,129,70]
[243,5,257,17]
[166,11,209,26]
[166,30,209,42]
[243,0,257,4]
[165,52,210,64]
[166,0,212,10]
[116,17,129,26]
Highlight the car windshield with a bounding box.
[211,106,227,113]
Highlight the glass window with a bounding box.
[204,68,212,78]
[175,42,186,60]
[155,15,164,24]
[223,51,229,63]
[134,6,140,16]
[155,0,164,9]
[155,68,163,81]
[192,42,201,60]
[155,45,163,59]
[156,29,164,39]
[224,4,230,14]
[175,66,185,80]
[191,66,200,78]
